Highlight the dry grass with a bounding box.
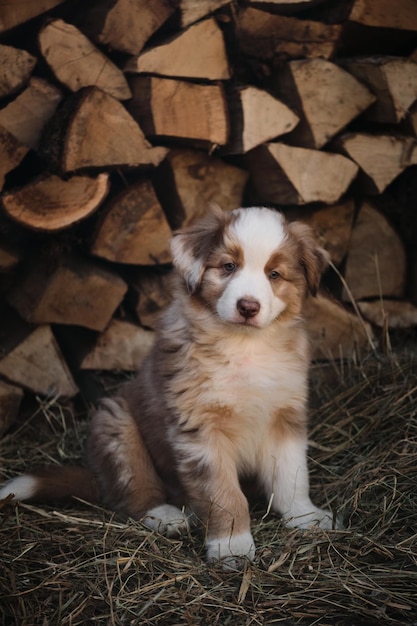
[1,343,417,625]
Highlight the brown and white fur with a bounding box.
[0,206,338,569]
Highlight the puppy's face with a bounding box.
[171,207,328,329]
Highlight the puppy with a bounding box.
[0,206,337,569]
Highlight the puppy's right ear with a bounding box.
[170,206,227,294]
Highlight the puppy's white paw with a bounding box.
[142,504,189,537]
[206,531,256,571]
[284,505,340,530]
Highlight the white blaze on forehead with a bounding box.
[216,208,288,328]
[229,208,286,264]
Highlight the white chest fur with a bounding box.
[198,325,308,420]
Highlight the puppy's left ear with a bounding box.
[170,206,227,294]
[289,222,330,296]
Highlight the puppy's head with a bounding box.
[171,206,328,329]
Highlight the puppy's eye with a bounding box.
[223,262,236,273]
[269,270,280,280]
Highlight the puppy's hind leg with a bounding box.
[89,398,188,537]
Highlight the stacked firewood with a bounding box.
[1,0,417,432]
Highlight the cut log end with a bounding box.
[2,173,110,231]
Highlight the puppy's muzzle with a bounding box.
[237,298,261,319]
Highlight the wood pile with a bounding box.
[1,0,417,431]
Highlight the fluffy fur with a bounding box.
[0,206,338,569]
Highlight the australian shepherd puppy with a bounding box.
[0,206,339,569]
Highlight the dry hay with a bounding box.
[0,346,416,626]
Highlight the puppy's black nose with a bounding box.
[237,298,260,319]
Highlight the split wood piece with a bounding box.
[91,179,172,265]
[290,199,355,266]
[304,293,374,361]
[0,44,37,98]
[0,379,23,436]
[179,0,232,27]
[0,244,20,271]
[128,77,229,148]
[358,300,417,329]
[39,19,131,101]
[337,133,417,194]
[77,0,176,55]
[128,267,173,329]
[273,59,375,149]
[246,0,328,10]
[343,202,406,301]
[0,0,65,32]
[125,18,230,81]
[153,148,248,229]
[341,57,417,123]
[2,173,110,232]
[8,256,128,332]
[80,319,155,371]
[0,77,62,149]
[0,324,78,398]
[225,86,299,154]
[246,143,358,205]
[0,126,29,191]
[347,0,417,31]
[42,87,167,173]
[236,8,342,60]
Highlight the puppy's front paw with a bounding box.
[284,505,341,530]
[142,504,189,537]
[206,531,256,571]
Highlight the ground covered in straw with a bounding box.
[1,340,416,625]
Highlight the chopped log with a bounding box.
[39,19,131,100]
[337,133,417,194]
[127,267,173,329]
[0,244,20,271]
[341,57,417,123]
[273,59,375,149]
[343,202,406,301]
[179,0,232,27]
[246,0,328,10]
[42,87,167,173]
[290,199,355,266]
[347,0,417,31]
[0,44,37,98]
[80,319,154,370]
[153,148,248,229]
[246,142,358,205]
[8,256,128,332]
[225,86,299,154]
[304,294,374,360]
[0,379,23,436]
[91,179,172,265]
[0,324,78,398]
[236,8,342,60]
[0,126,29,191]
[125,18,230,81]
[358,300,417,329]
[0,0,65,32]
[77,0,176,55]
[0,77,62,149]
[2,173,110,232]
[128,77,229,147]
